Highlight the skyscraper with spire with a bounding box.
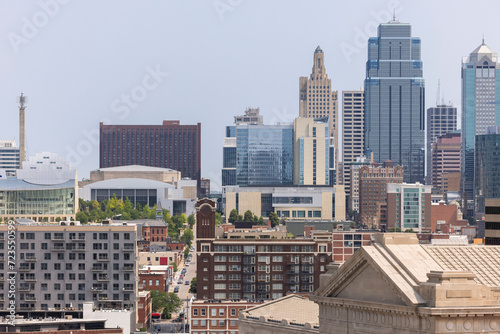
[299,46,339,180]
[462,39,500,214]
[364,19,425,183]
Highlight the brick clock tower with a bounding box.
[196,199,216,300]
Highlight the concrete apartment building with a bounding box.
[196,199,332,301]
[0,140,20,177]
[341,90,364,196]
[299,46,339,171]
[190,299,262,334]
[430,132,461,191]
[358,161,403,226]
[99,120,201,189]
[386,183,432,233]
[0,223,138,315]
[346,155,370,212]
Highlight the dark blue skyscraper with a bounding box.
[364,20,425,183]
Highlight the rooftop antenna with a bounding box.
[482,33,485,45]
[393,9,396,22]
[436,79,440,106]
[17,93,28,164]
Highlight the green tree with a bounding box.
[268,212,279,227]
[163,209,173,225]
[243,210,253,222]
[258,217,265,225]
[215,212,223,227]
[124,197,133,212]
[180,228,194,247]
[170,262,178,272]
[75,211,89,224]
[121,212,132,220]
[149,204,158,219]
[149,290,183,318]
[187,214,195,228]
[228,209,239,224]
[253,215,259,224]
[189,277,197,293]
[184,247,190,260]
[130,209,140,220]
[142,204,151,218]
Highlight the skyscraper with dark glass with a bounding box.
[461,41,500,215]
[364,20,425,183]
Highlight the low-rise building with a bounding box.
[386,182,432,232]
[137,291,152,330]
[239,295,319,334]
[223,185,346,223]
[138,265,172,292]
[190,299,263,334]
[138,251,181,267]
[0,318,123,334]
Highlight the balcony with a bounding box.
[97,256,109,262]
[19,285,31,292]
[122,286,134,292]
[25,256,37,262]
[287,280,299,284]
[69,236,86,241]
[91,286,103,292]
[97,276,110,282]
[51,235,65,240]
[19,266,31,272]
[92,266,104,272]
[52,246,65,252]
[0,255,5,261]
[287,271,299,275]
[19,307,35,311]
[24,295,36,301]
[97,296,110,301]
[122,266,134,272]
[122,246,134,252]
[25,276,37,282]
[74,246,86,252]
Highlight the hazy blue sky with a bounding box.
[0,0,498,190]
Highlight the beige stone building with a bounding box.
[313,233,500,333]
[294,117,332,185]
[300,46,339,172]
[223,185,346,223]
[79,165,182,187]
[239,295,319,334]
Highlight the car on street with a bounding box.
[174,286,179,293]
[172,317,183,323]
[178,279,183,284]
[185,262,190,266]
[185,280,190,285]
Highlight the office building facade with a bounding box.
[341,90,365,195]
[346,156,370,212]
[462,42,500,210]
[234,107,263,125]
[99,121,201,186]
[364,20,425,184]
[299,46,339,172]
[426,105,458,183]
[235,124,293,186]
[293,118,330,186]
[475,127,500,215]
[431,132,461,191]
[196,199,332,301]
[485,198,500,245]
[0,140,20,177]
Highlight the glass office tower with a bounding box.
[461,41,500,212]
[236,125,294,186]
[475,127,500,215]
[364,20,425,183]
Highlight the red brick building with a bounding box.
[137,291,152,330]
[431,201,466,233]
[332,231,374,263]
[359,161,404,227]
[142,222,168,242]
[138,265,172,292]
[190,300,262,334]
[99,120,201,186]
[196,199,332,301]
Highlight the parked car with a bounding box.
[185,280,190,285]
[174,286,179,293]
[185,262,190,267]
[172,317,183,323]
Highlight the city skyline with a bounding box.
[1,1,499,190]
